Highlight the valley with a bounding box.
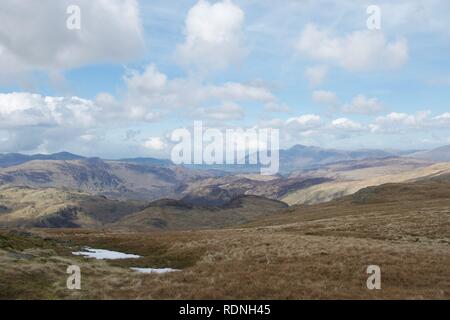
[0,146,450,299]
[1,169,450,299]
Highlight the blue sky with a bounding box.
[0,0,449,158]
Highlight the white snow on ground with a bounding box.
[72,247,141,260]
[130,267,180,274]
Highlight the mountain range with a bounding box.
[0,144,449,206]
[2,160,450,299]
[0,152,172,168]
[0,157,220,201]
[1,144,449,172]
[1,144,450,300]
[0,185,288,230]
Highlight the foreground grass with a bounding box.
[1,219,449,299]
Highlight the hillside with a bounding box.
[0,158,219,201]
[1,156,448,209]
[179,174,330,206]
[247,171,450,227]
[0,186,145,228]
[113,195,288,231]
[410,145,450,162]
[0,157,330,205]
[0,185,288,231]
[282,160,450,205]
[1,173,449,299]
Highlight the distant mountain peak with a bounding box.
[0,151,84,167]
[410,145,450,162]
[288,144,310,151]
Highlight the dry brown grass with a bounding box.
[1,178,450,300]
[2,219,449,300]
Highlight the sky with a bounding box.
[0,0,449,158]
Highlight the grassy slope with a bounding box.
[1,176,449,299]
[0,186,287,230]
[0,186,145,228]
[282,162,450,205]
[113,196,288,231]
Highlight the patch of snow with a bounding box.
[130,267,180,274]
[72,247,141,260]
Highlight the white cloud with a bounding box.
[378,111,429,126]
[94,92,124,121]
[0,0,144,75]
[123,64,276,119]
[261,115,323,142]
[342,94,384,115]
[143,137,166,151]
[197,102,245,121]
[305,65,328,87]
[295,24,408,71]
[312,90,337,105]
[262,108,450,149]
[369,111,431,133]
[79,134,96,143]
[0,92,99,152]
[286,114,322,130]
[176,0,248,71]
[206,82,275,103]
[0,92,96,129]
[257,115,324,148]
[435,112,450,121]
[331,118,364,131]
[368,111,450,134]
